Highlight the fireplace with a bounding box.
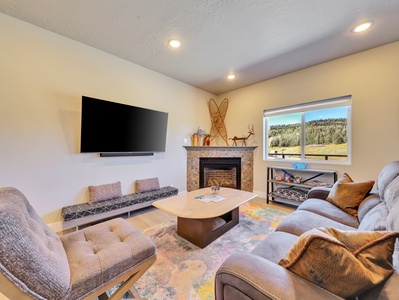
[184,146,257,192]
[199,157,241,189]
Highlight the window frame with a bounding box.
[263,95,352,165]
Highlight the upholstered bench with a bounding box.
[62,186,178,231]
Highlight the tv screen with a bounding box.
[80,96,168,154]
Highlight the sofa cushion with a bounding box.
[276,210,356,236]
[383,176,399,211]
[136,177,160,193]
[358,202,389,231]
[357,193,382,223]
[88,181,122,203]
[278,227,399,299]
[298,198,359,228]
[251,231,298,264]
[387,201,399,232]
[377,161,399,200]
[326,173,374,217]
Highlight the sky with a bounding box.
[268,107,348,126]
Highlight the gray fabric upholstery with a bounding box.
[0,187,70,300]
[276,210,356,236]
[216,161,399,300]
[383,176,399,210]
[0,187,156,300]
[358,202,389,231]
[357,193,381,222]
[297,198,359,228]
[251,231,298,263]
[216,253,342,300]
[377,160,399,200]
[61,218,156,300]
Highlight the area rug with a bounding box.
[132,202,289,300]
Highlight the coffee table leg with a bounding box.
[177,207,239,248]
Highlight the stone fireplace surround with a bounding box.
[184,146,257,192]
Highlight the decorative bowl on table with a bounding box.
[292,162,307,170]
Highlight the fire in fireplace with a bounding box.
[199,157,241,189]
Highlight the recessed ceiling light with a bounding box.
[352,21,373,33]
[168,39,182,48]
[227,74,236,80]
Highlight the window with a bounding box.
[263,95,352,164]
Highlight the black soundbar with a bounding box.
[100,152,154,157]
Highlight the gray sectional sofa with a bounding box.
[216,161,399,299]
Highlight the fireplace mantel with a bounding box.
[184,145,257,192]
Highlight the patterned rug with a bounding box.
[131,202,289,300]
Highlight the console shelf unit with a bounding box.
[267,166,337,206]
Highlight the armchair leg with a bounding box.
[87,256,156,300]
[108,257,155,300]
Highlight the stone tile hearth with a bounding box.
[184,146,257,192]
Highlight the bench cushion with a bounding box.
[62,186,178,221]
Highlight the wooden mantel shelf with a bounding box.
[183,146,257,150]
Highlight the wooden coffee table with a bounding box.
[152,187,257,248]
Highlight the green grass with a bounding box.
[269,144,348,161]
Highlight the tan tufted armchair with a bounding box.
[0,187,156,300]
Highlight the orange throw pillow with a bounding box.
[279,227,399,299]
[326,173,374,217]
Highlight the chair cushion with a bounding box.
[0,187,70,299]
[88,181,122,203]
[279,227,399,299]
[60,218,156,300]
[326,173,374,217]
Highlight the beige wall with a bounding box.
[0,13,214,227]
[2,12,399,227]
[219,41,399,197]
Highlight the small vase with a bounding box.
[211,185,220,195]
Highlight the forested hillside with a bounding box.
[269,118,347,147]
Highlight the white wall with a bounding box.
[219,41,399,197]
[0,13,213,226]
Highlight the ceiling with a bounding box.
[1,1,399,95]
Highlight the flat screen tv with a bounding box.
[80,96,168,156]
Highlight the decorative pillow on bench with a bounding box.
[136,177,160,193]
[88,181,122,203]
[279,227,399,299]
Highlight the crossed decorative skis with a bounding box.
[208,98,229,146]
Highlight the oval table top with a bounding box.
[152,187,257,219]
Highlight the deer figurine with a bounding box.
[230,125,254,146]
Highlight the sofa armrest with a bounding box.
[215,252,342,300]
[307,187,332,200]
